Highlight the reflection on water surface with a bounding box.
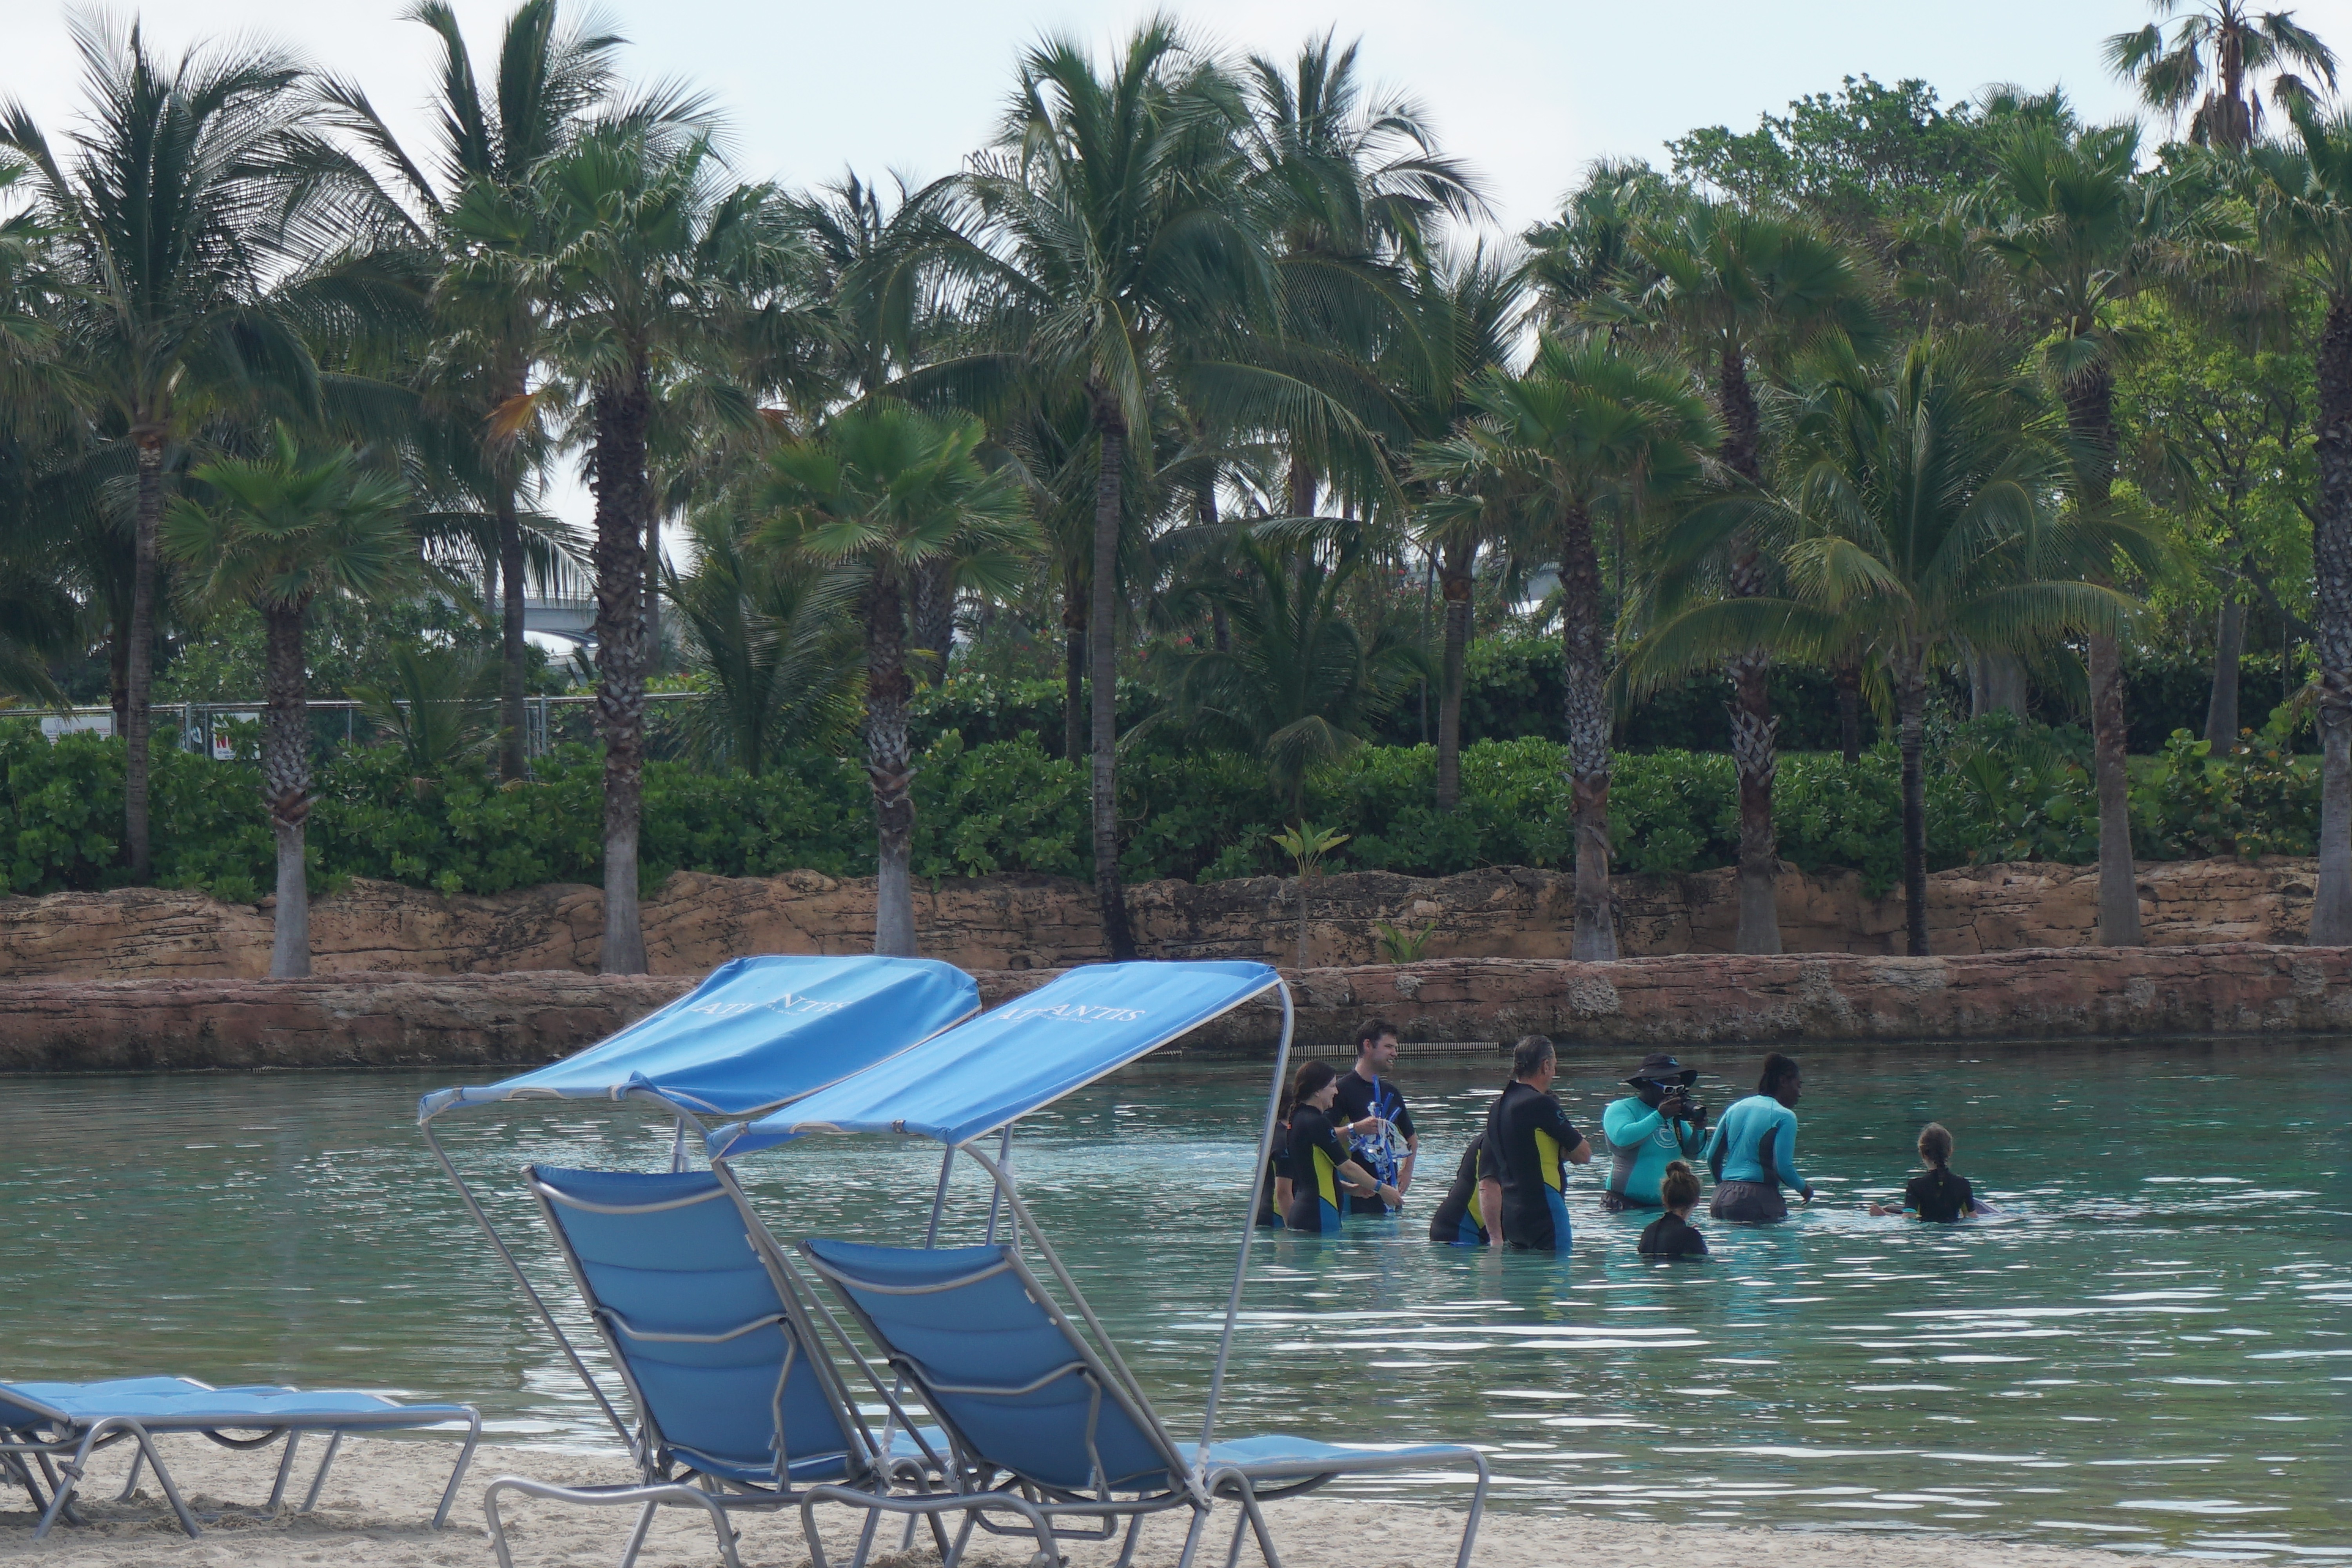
[2,1037,2345,1556]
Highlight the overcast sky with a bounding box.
[22,0,2345,234]
[11,0,2352,543]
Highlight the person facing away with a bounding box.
[1330,1017,1417,1214]
[1256,1107,1292,1229]
[1868,1122,1982,1223]
[1637,1160,1710,1259]
[1283,1059,1397,1233]
[1475,1035,1593,1253]
[1600,1051,1710,1211]
[1425,1141,1491,1247]
[1704,1052,1813,1223]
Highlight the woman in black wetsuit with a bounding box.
[1283,1061,1395,1233]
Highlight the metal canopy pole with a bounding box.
[922,1143,956,1246]
[419,1118,641,1463]
[1196,980,1292,1466]
[983,1124,1015,1245]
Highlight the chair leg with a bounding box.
[1173,1503,1210,1568]
[617,1499,658,1568]
[1223,1503,1253,1568]
[267,1432,304,1514]
[114,1443,144,1502]
[430,1409,482,1528]
[1454,1451,1491,1568]
[1112,1512,1146,1568]
[34,1452,83,1528]
[302,1432,344,1512]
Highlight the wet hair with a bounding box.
[1281,1059,1338,1123]
[1918,1122,1954,1167]
[1510,1034,1557,1081]
[1661,1160,1701,1212]
[1758,1052,1801,1095]
[1355,1017,1399,1053]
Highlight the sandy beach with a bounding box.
[0,1436,2178,1568]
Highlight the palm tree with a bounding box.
[1630,339,2153,956]
[517,127,796,973]
[2,19,334,881]
[940,21,1279,959]
[1980,122,2191,949]
[759,405,1033,955]
[2107,0,2337,152]
[1624,198,1877,954]
[1165,520,1426,811]
[2245,106,2352,941]
[1396,246,1528,811]
[1428,339,1719,959]
[320,0,690,780]
[666,503,861,777]
[161,425,413,977]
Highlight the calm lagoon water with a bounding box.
[2,1039,2347,1556]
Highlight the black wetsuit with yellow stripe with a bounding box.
[1486,1081,1583,1253]
[1282,1106,1352,1234]
[1426,1142,1490,1246]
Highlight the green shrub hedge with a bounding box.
[0,713,2319,904]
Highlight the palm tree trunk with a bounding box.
[2310,298,2352,943]
[592,365,653,975]
[1560,497,1615,960]
[909,558,954,686]
[2206,595,2245,751]
[1436,537,1473,812]
[1718,345,1781,955]
[261,599,312,979]
[1062,592,1086,763]
[497,486,529,780]
[1835,661,1864,764]
[124,433,163,882]
[864,566,918,955]
[1089,394,1135,961]
[2063,360,2142,947]
[1895,658,1930,958]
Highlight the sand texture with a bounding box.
[0,1436,2175,1568]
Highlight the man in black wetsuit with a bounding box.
[1331,1018,1417,1215]
[1475,1034,1592,1252]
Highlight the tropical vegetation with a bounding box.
[0,3,2348,970]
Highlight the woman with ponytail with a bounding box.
[1283,1060,1395,1233]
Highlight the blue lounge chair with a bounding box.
[796,1236,1489,1568]
[0,1376,479,1539]
[480,1166,949,1568]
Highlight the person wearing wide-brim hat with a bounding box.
[1599,1052,1710,1212]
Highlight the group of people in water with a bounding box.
[1258,1020,1987,1254]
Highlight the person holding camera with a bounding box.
[1599,1052,1710,1213]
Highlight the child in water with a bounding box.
[1637,1160,1709,1258]
[1867,1122,1982,1222]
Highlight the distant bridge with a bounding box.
[523,597,595,646]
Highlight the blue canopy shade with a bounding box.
[417,955,980,1123]
[710,960,1279,1156]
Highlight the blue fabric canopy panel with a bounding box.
[712,959,1279,1155]
[417,955,980,1123]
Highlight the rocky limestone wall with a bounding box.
[0,857,2318,982]
[4,944,2347,1074]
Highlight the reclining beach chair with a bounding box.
[0,1375,479,1539]
[480,1166,949,1568]
[797,1236,1489,1568]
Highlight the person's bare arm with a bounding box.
[1275,1176,1292,1212]
[1336,1158,1380,1197]
[1566,1136,1593,1164]
[1397,1132,1419,1194]
[1478,1178,1504,1247]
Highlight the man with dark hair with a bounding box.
[1475,1034,1593,1253]
[1331,1017,1416,1214]
[1703,1052,1813,1223]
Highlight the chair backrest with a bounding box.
[530,1166,860,1483]
[800,1237,1187,1496]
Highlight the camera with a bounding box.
[1643,1078,1707,1127]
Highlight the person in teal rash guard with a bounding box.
[1702,1053,1813,1223]
[1600,1052,1710,1212]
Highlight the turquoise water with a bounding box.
[1,1040,2347,1556]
